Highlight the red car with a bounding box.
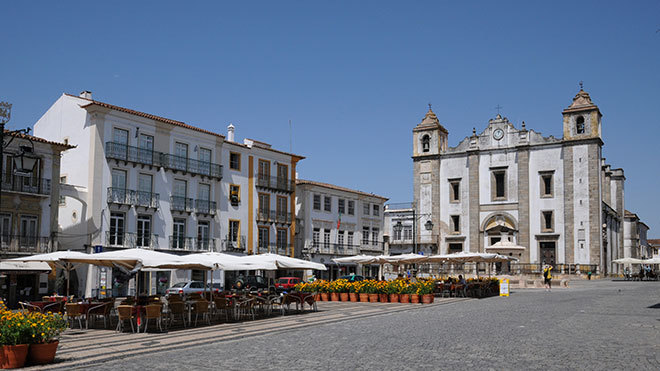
[275,277,301,291]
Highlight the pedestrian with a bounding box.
[543,264,553,292]
[458,275,466,285]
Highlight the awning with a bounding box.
[0,261,52,273]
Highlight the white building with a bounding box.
[0,130,72,306]
[295,179,387,279]
[33,91,303,296]
[411,89,641,275]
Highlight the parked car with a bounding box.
[275,277,301,291]
[339,274,365,282]
[166,281,219,297]
[232,275,271,291]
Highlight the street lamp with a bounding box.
[393,209,433,255]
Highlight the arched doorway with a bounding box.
[483,214,520,274]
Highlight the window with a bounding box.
[136,173,153,207]
[313,195,321,210]
[576,116,585,134]
[59,176,67,205]
[403,226,412,240]
[393,226,402,241]
[172,218,186,249]
[197,148,212,176]
[174,142,189,170]
[0,214,11,248]
[313,228,320,248]
[540,172,554,198]
[450,179,461,203]
[542,211,554,232]
[198,221,210,250]
[324,196,331,212]
[229,184,240,205]
[259,193,270,215]
[348,200,355,215]
[449,243,463,254]
[422,134,430,153]
[363,202,370,215]
[228,220,240,245]
[172,179,187,211]
[450,215,460,234]
[109,212,125,246]
[113,128,129,145]
[138,134,154,164]
[338,199,345,214]
[258,159,270,178]
[19,215,38,248]
[323,229,331,247]
[277,196,287,218]
[371,227,379,245]
[198,183,210,201]
[198,147,211,163]
[229,152,241,170]
[258,227,269,253]
[347,231,354,246]
[136,215,151,247]
[175,142,188,158]
[276,229,287,250]
[372,204,379,216]
[492,169,507,200]
[277,164,288,187]
[338,230,345,246]
[362,227,370,245]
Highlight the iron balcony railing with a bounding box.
[105,231,159,249]
[311,242,359,256]
[256,174,295,193]
[160,154,222,179]
[0,235,51,254]
[255,242,293,256]
[195,199,217,215]
[256,209,293,224]
[107,188,159,208]
[1,174,51,195]
[105,142,159,167]
[221,236,246,253]
[170,196,195,213]
[167,236,215,251]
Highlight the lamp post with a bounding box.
[393,207,433,255]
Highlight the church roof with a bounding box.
[562,89,600,114]
[413,108,448,133]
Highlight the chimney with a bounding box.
[227,123,235,142]
[79,91,92,100]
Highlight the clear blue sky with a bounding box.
[3,1,659,235]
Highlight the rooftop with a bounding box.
[296,179,388,201]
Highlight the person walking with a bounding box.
[543,264,553,292]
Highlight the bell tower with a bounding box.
[562,86,602,141]
[412,106,448,156]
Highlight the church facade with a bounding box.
[412,89,629,274]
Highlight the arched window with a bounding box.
[576,116,585,134]
[421,135,430,152]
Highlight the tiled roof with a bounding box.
[4,130,75,150]
[296,179,388,200]
[66,94,224,139]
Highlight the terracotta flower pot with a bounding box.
[27,341,59,366]
[1,344,29,369]
[421,294,434,304]
[410,294,420,304]
[330,292,340,301]
[379,294,389,303]
[368,294,379,302]
[359,293,369,302]
[320,293,329,301]
[389,294,399,303]
[339,293,349,301]
[400,294,410,303]
[349,293,358,302]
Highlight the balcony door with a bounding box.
[0,214,11,248]
[174,142,188,170]
[137,173,153,207]
[277,163,288,189]
[20,216,38,249]
[136,215,151,248]
[111,169,127,203]
[197,221,210,250]
[258,159,270,186]
[198,183,210,212]
[112,128,129,160]
[138,134,154,164]
[258,227,269,253]
[259,193,270,219]
[109,212,125,246]
[198,147,212,176]
[172,179,187,211]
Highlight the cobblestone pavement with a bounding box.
[46,280,660,370]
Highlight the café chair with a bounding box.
[116,305,136,333]
[65,303,84,329]
[143,304,164,332]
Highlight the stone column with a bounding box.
[517,147,530,263]
[563,145,575,265]
[468,151,480,253]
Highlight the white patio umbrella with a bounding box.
[612,257,645,264]
[485,238,526,253]
[242,253,327,271]
[641,257,660,265]
[180,252,272,271]
[0,261,52,273]
[332,255,376,264]
[7,250,90,296]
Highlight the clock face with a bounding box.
[493,128,504,140]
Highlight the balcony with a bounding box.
[256,174,294,193]
[170,196,194,213]
[105,231,159,249]
[221,236,246,253]
[168,236,216,252]
[160,154,222,180]
[195,199,217,216]
[311,243,358,256]
[360,242,384,252]
[105,142,159,167]
[256,209,293,224]
[1,174,51,196]
[107,188,159,209]
[255,243,293,256]
[0,235,51,254]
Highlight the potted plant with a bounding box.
[356,282,369,302]
[409,282,420,303]
[377,281,388,303]
[26,311,67,365]
[0,302,31,369]
[365,280,379,302]
[387,281,399,303]
[318,280,330,301]
[337,279,350,301]
[348,281,358,302]
[417,280,434,304]
[329,280,340,301]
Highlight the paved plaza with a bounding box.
[38,280,659,370]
